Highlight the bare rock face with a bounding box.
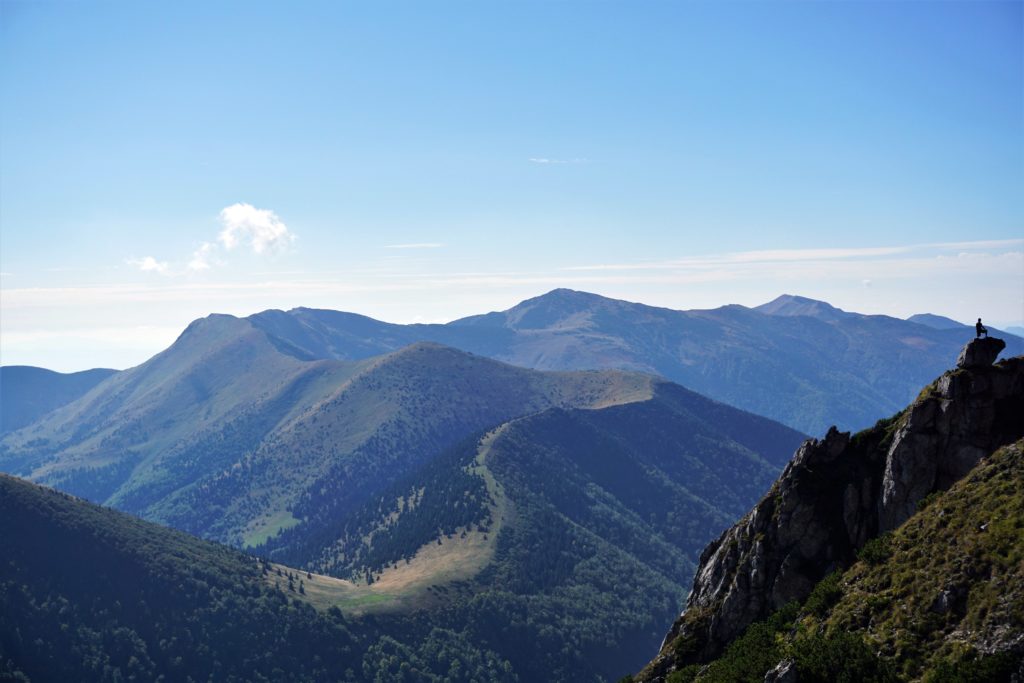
[879,356,1023,529]
[764,660,797,683]
[638,356,1024,682]
[957,336,1006,369]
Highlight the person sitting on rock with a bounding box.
[976,318,988,338]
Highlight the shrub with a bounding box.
[792,632,899,683]
[858,533,894,565]
[803,571,843,617]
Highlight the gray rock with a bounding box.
[764,659,797,683]
[643,355,1024,673]
[928,583,967,616]
[957,337,1006,368]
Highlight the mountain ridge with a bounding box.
[0,365,117,436]
[0,315,807,681]
[260,290,1024,434]
[5,290,1020,436]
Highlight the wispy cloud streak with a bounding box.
[528,157,589,165]
[384,243,444,249]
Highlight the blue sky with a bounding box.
[1,0,1022,371]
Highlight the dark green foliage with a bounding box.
[803,571,843,617]
[857,532,894,565]
[791,632,900,682]
[266,435,494,578]
[916,491,941,511]
[922,651,1021,683]
[674,601,896,683]
[0,474,516,683]
[1,334,807,682]
[50,458,139,502]
[667,666,701,683]
[688,603,798,683]
[443,400,792,681]
[252,386,799,682]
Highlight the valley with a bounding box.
[1,293,1020,682]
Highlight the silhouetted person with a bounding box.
[976,318,987,338]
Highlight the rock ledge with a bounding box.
[957,337,1006,369]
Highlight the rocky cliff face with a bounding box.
[639,343,1023,681]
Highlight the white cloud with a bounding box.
[218,203,295,254]
[128,256,170,275]
[188,242,216,271]
[384,243,443,249]
[123,203,294,276]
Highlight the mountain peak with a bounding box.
[906,312,967,330]
[521,288,613,308]
[464,289,619,331]
[754,294,853,322]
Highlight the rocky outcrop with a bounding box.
[879,353,1023,529]
[763,660,796,683]
[957,336,1006,368]
[638,352,1024,681]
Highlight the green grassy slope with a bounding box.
[0,306,812,682]
[0,320,660,551]
[651,439,1024,683]
[0,473,517,683]
[0,367,806,683]
[254,380,804,683]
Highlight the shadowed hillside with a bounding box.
[0,365,116,435]
[0,322,660,551]
[0,326,806,681]
[247,289,1023,434]
[252,380,803,681]
[0,473,517,682]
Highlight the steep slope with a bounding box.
[818,438,1024,679]
[159,341,659,547]
[258,380,804,682]
[0,365,117,435]
[0,322,659,549]
[252,289,1023,435]
[632,439,1024,682]
[0,318,807,682]
[0,314,347,522]
[0,473,516,682]
[636,345,1024,681]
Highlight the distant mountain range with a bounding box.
[905,312,969,330]
[2,290,1020,681]
[239,290,1022,435]
[4,290,1016,436]
[0,365,116,435]
[0,306,805,681]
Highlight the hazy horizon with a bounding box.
[2,287,1020,373]
[2,1,1021,371]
